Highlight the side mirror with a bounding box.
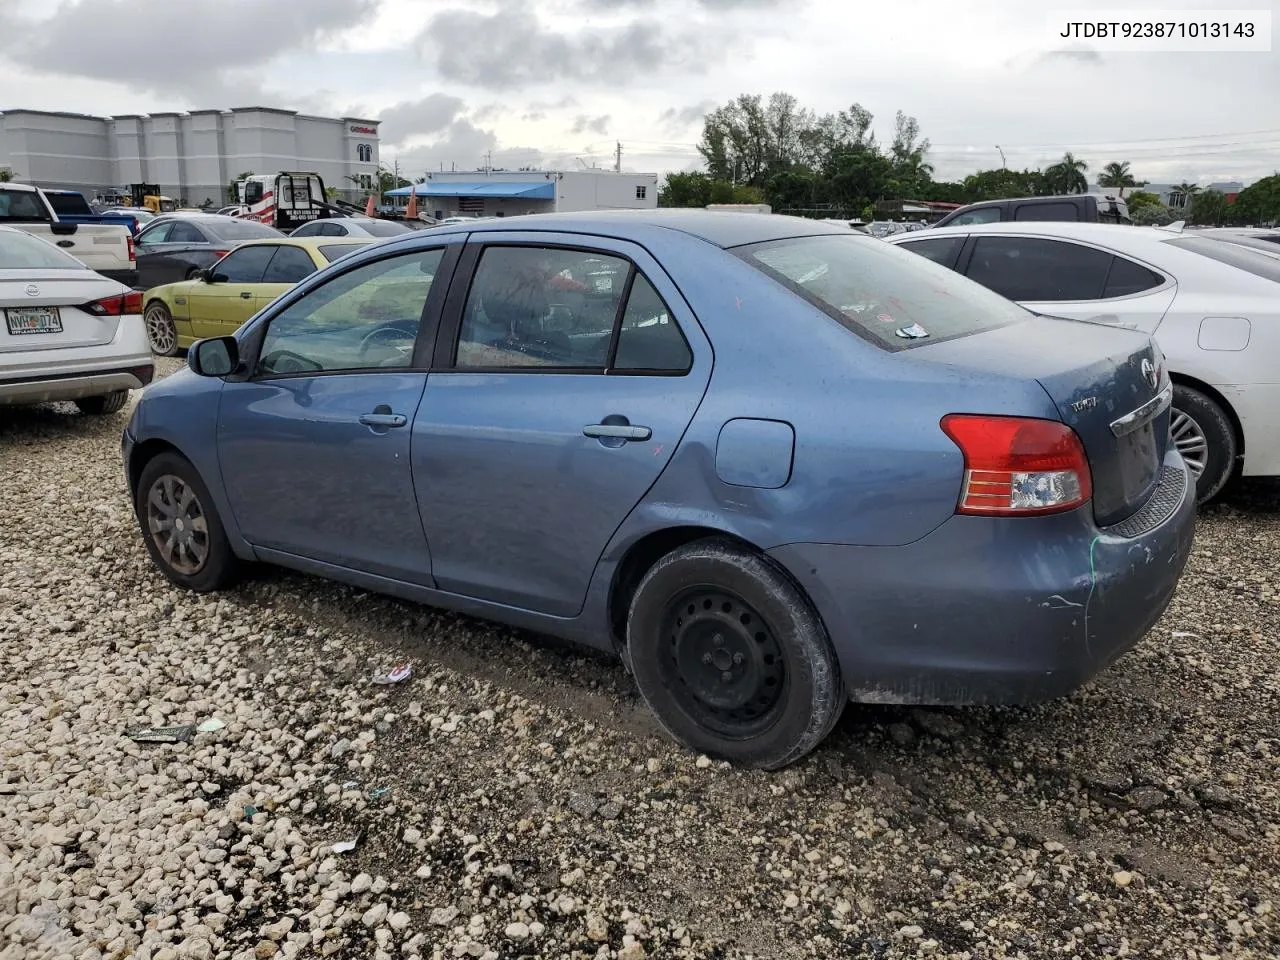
[200,268,222,284]
[189,336,239,377]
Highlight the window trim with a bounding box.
[230,242,461,383]
[434,240,694,377]
[955,233,1172,304]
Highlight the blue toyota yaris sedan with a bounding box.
[122,211,1196,769]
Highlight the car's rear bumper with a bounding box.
[767,448,1196,705]
[0,362,154,404]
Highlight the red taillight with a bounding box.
[83,291,144,316]
[211,249,231,259]
[941,414,1092,517]
[126,233,135,263]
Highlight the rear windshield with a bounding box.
[358,220,412,237]
[738,234,1029,349]
[0,189,51,220]
[1167,237,1280,283]
[44,193,93,216]
[0,229,85,269]
[204,219,284,241]
[318,243,369,263]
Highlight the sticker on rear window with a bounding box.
[895,323,930,339]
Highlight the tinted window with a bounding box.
[897,236,965,268]
[204,219,283,241]
[357,220,411,237]
[947,207,1002,226]
[319,243,369,263]
[456,246,630,369]
[291,222,322,238]
[1013,202,1080,222]
[262,245,317,283]
[136,222,173,244]
[45,193,92,216]
[1103,256,1165,298]
[257,248,443,376]
[213,245,276,283]
[613,274,692,372]
[320,222,348,237]
[743,234,1027,349]
[965,237,1111,301]
[0,229,85,269]
[1167,237,1280,283]
[167,222,206,244]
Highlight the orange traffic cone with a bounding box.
[364,194,376,217]
[405,187,418,220]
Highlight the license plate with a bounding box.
[5,306,62,335]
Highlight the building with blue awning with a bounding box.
[383,168,657,220]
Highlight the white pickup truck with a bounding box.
[0,183,137,286]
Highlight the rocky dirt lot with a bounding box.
[1,361,1277,960]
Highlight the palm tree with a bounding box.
[1098,160,1139,197]
[1044,152,1089,194]
[0,169,12,182]
[1170,181,1200,210]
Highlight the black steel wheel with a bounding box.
[627,538,843,769]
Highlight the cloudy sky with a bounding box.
[1,0,1277,186]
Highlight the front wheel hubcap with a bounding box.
[661,589,786,738]
[146,474,209,575]
[1170,408,1208,478]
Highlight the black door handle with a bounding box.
[240,291,253,299]
[584,422,651,441]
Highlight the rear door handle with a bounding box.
[240,291,253,299]
[583,423,651,441]
[359,412,407,428]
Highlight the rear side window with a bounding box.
[947,207,1001,226]
[167,222,205,244]
[896,236,965,268]
[291,222,322,238]
[965,237,1112,301]
[1166,237,1280,283]
[1013,202,1079,222]
[741,234,1028,349]
[1103,256,1165,298]
[319,243,368,263]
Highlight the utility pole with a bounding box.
[996,145,1006,169]
[615,141,622,173]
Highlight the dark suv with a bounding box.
[934,194,1131,228]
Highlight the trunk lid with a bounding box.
[0,271,127,352]
[917,316,1170,526]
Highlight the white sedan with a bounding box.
[0,226,153,414]
[887,221,1280,503]
[289,216,414,240]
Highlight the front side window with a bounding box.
[256,248,443,377]
[212,245,276,283]
[965,237,1112,301]
[262,245,317,284]
[948,207,1001,226]
[136,222,173,245]
[741,234,1027,349]
[167,222,206,244]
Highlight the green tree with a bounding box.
[1189,189,1228,225]
[889,111,933,198]
[0,169,12,182]
[1131,204,1177,226]
[1125,190,1162,212]
[962,167,1046,201]
[659,171,714,207]
[1232,174,1280,225]
[1098,160,1139,197]
[1043,152,1089,194]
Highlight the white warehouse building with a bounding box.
[384,169,659,220]
[0,107,381,207]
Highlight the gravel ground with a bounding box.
[2,359,1278,960]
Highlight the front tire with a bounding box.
[75,391,128,415]
[1171,385,1236,504]
[627,538,843,770]
[144,300,179,356]
[135,452,239,592]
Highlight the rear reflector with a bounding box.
[129,363,155,386]
[83,291,144,316]
[941,414,1092,516]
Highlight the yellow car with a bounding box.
[142,237,372,355]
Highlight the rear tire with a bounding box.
[626,538,843,770]
[75,391,128,415]
[135,452,239,592]
[1171,385,1236,504]
[145,301,179,356]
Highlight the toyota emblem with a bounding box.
[1141,358,1157,389]
[24,284,39,297]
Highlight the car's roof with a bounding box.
[436,209,851,248]
[889,221,1179,246]
[0,182,38,192]
[234,236,372,251]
